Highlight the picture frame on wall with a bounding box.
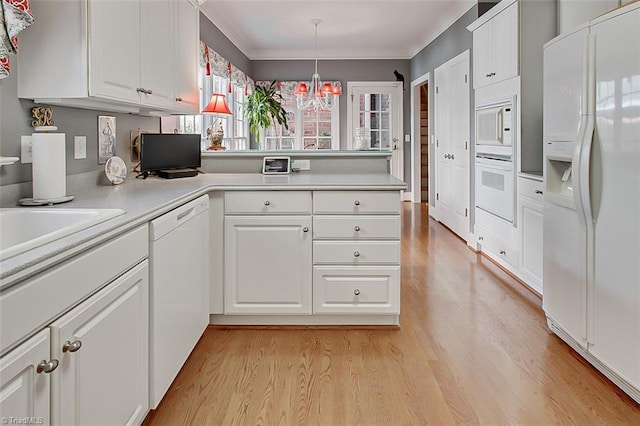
[98,115,116,164]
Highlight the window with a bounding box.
[257,81,340,150]
[176,69,249,151]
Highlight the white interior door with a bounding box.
[347,82,404,181]
[434,51,471,241]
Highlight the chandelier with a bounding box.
[295,19,341,111]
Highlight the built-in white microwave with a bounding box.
[475,98,514,149]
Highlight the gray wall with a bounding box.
[0,67,159,187]
[410,5,478,205]
[252,59,411,159]
[200,14,251,76]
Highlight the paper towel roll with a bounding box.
[32,132,66,200]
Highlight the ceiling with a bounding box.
[199,0,477,60]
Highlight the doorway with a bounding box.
[347,82,404,182]
[410,72,431,203]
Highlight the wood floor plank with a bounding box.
[144,203,640,425]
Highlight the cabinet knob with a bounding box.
[478,236,484,241]
[500,250,506,255]
[354,200,360,206]
[354,225,361,232]
[535,190,543,195]
[175,97,183,102]
[354,289,361,296]
[302,227,309,233]
[145,89,153,95]
[264,200,271,206]
[485,73,492,78]
[62,340,82,353]
[354,251,360,257]
[36,359,59,374]
[136,88,145,93]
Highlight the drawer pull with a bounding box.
[264,200,271,206]
[354,225,361,232]
[535,190,543,195]
[36,359,59,374]
[354,200,360,206]
[500,250,506,255]
[302,227,309,233]
[354,289,361,296]
[62,340,82,353]
[354,251,360,257]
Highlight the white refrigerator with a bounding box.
[542,2,639,403]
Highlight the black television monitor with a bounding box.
[140,133,201,176]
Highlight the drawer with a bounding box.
[313,215,400,240]
[313,241,400,265]
[225,191,311,215]
[475,225,519,270]
[313,191,401,214]
[518,177,544,203]
[0,225,148,355]
[313,266,400,314]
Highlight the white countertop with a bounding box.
[0,173,406,289]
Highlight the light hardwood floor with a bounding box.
[144,202,640,425]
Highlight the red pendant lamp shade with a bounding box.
[202,93,232,115]
[295,83,309,95]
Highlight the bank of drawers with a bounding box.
[312,191,401,314]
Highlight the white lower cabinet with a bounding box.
[313,266,400,314]
[224,191,313,314]
[518,177,544,293]
[221,190,402,323]
[50,261,149,425]
[312,191,402,317]
[0,225,149,426]
[0,329,51,425]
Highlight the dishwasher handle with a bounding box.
[150,194,209,241]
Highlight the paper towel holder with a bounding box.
[19,195,75,206]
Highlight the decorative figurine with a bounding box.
[207,121,225,150]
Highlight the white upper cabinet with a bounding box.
[18,0,199,115]
[174,0,201,113]
[470,0,519,89]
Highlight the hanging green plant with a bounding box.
[244,80,289,142]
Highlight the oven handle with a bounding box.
[498,108,504,144]
[475,157,513,171]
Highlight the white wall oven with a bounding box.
[475,154,515,223]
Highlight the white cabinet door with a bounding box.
[225,216,312,314]
[472,22,494,88]
[174,0,200,113]
[520,196,543,293]
[88,0,141,103]
[493,1,519,83]
[471,1,518,89]
[50,262,149,426]
[140,0,175,108]
[0,329,52,425]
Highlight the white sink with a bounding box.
[0,208,125,261]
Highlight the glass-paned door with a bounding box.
[348,82,403,180]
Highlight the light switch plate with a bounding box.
[74,136,87,159]
[292,159,310,171]
[21,135,32,163]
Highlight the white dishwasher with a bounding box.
[149,194,209,409]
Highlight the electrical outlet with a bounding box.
[292,159,310,171]
[21,136,32,163]
[74,136,87,159]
